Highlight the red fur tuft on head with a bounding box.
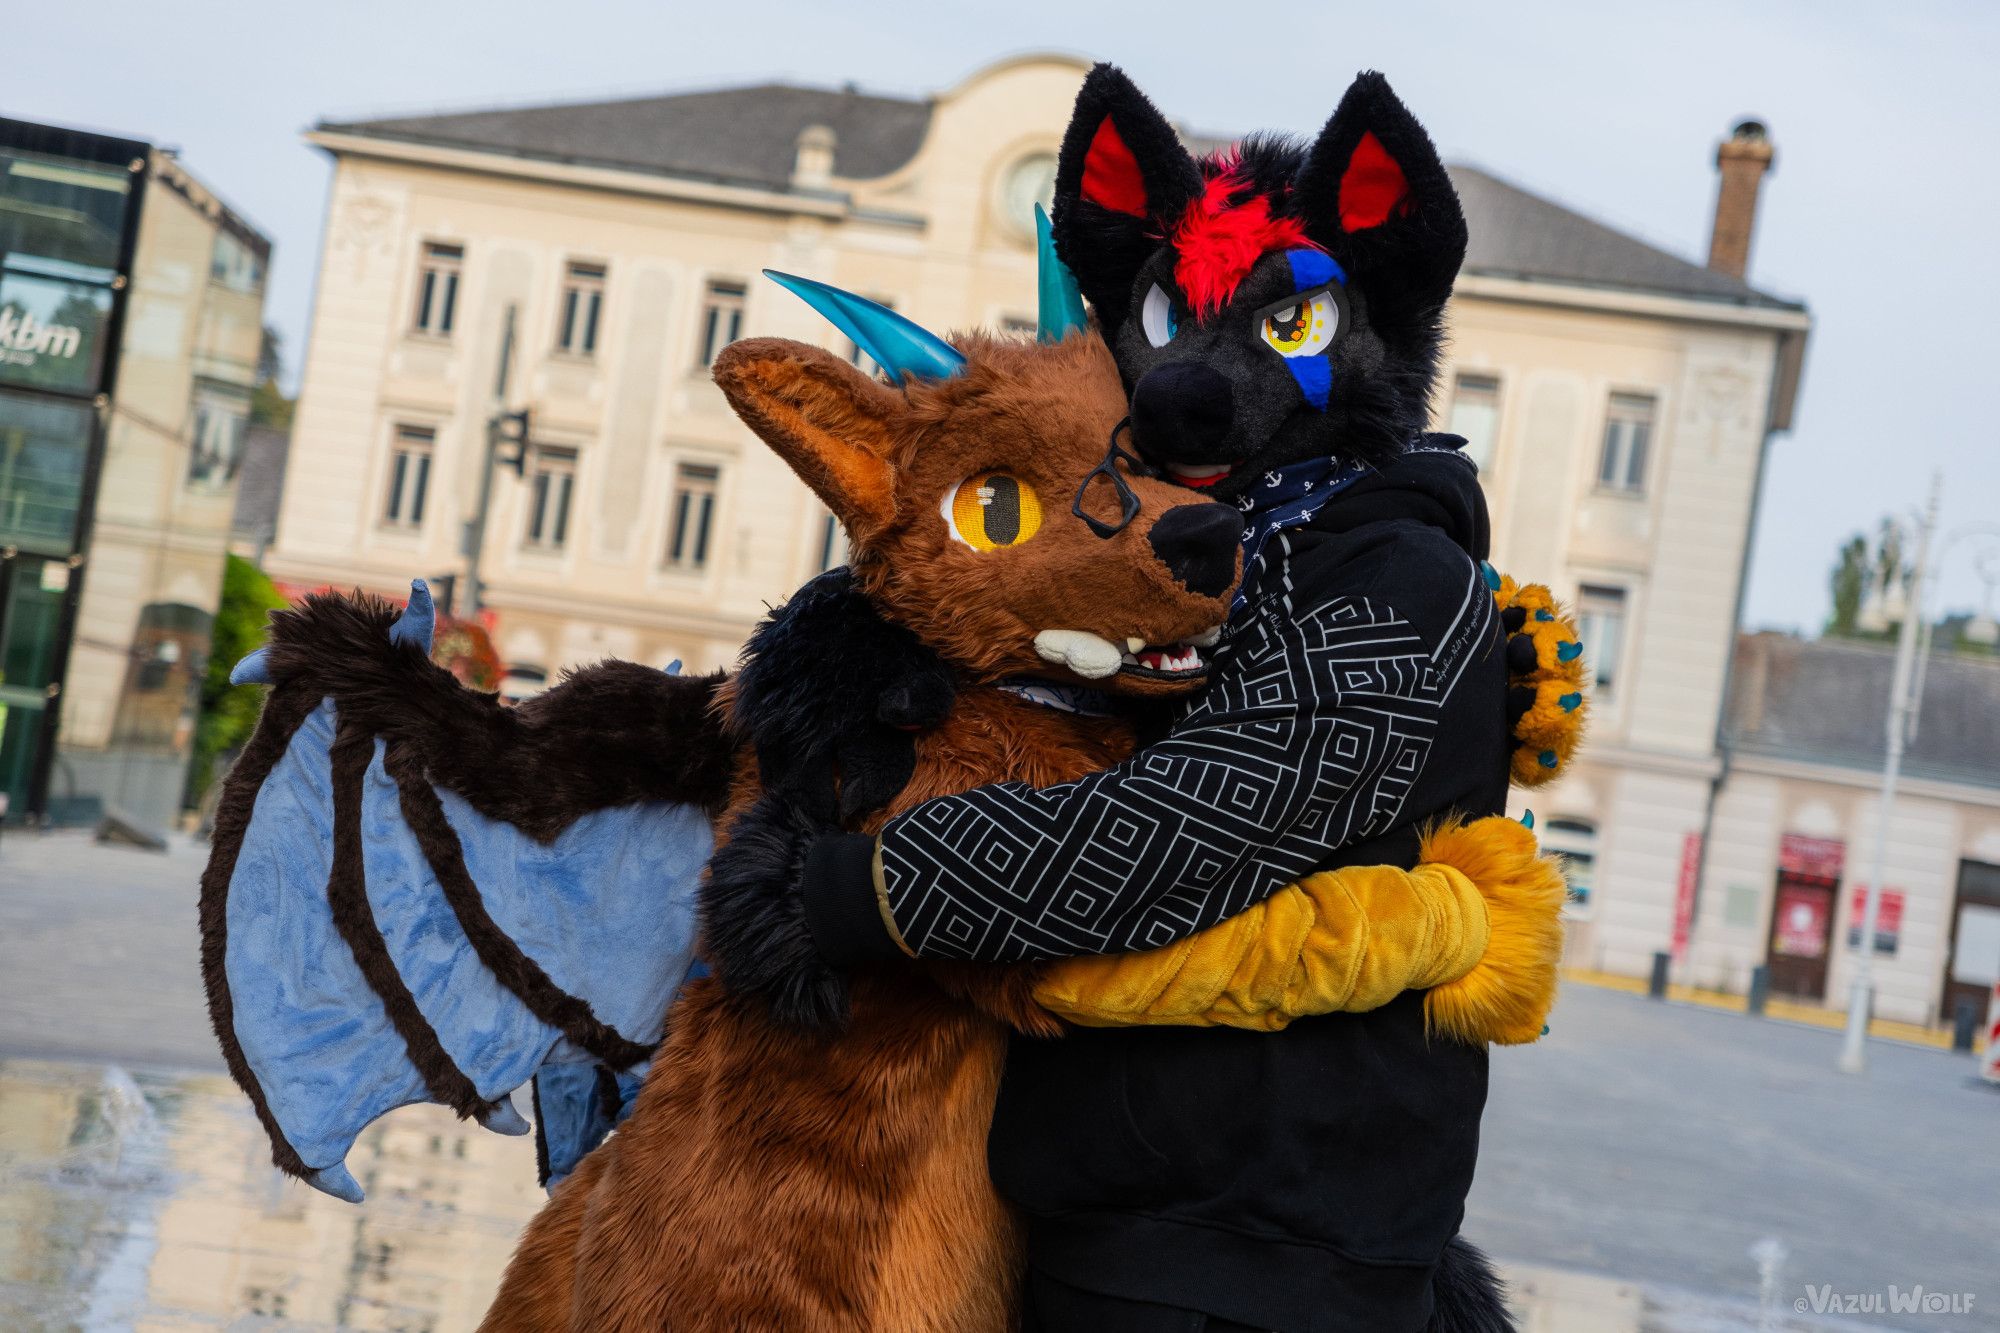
[1171,166,1319,319]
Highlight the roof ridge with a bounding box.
[320,78,925,135]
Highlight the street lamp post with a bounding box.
[463,305,529,618]
[1838,473,1939,1074]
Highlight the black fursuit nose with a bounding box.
[1132,361,1235,464]
[1148,503,1245,598]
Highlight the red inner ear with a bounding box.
[1081,117,1148,218]
[1338,131,1410,232]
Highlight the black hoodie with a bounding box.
[803,439,1512,1331]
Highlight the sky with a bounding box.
[8,0,1997,633]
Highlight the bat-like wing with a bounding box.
[200,582,730,1201]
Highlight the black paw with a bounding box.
[700,793,850,1031]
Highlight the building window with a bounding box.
[665,462,720,570]
[699,281,745,366]
[1576,584,1626,694]
[524,446,577,549]
[817,510,850,572]
[413,242,463,336]
[210,230,265,293]
[1597,392,1654,493]
[383,424,434,528]
[557,261,606,356]
[1543,817,1597,915]
[1448,373,1501,472]
[187,392,248,492]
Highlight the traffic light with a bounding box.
[489,409,532,475]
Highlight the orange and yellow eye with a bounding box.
[1257,288,1339,358]
[941,472,1043,551]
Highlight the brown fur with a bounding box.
[484,332,1236,1330]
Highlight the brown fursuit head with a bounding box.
[480,331,1240,1332]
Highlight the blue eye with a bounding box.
[1141,284,1178,347]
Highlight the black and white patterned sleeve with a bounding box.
[875,558,1493,963]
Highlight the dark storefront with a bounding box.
[0,119,147,823]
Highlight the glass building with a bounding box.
[0,118,270,829]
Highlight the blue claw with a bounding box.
[1559,692,1582,712]
[1556,640,1583,662]
[307,1163,365,1203]
[1535,609,1554,622]
[389,579,436,653]
[1539,750,1559,769]
[229,648,273,687]
[665,659,683,676]
[1520,809,1535,830]
[1480,561,1501,592]
[478,1096,531,1137]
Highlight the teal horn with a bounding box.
[1035,203,1088,343]
[762,270,966,384]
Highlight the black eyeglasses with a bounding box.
[1072,417,1158,539]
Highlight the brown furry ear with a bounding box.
[713,339,902,540]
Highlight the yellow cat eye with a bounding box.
[1257,288,1340,359]
[941,472,1043,552]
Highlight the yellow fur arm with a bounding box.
[1032,816,1567,1042]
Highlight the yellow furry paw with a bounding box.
[1484,564,1589,789]
[1419,816,1569,1046]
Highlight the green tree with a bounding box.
[1827,534,1869,636]
[250,323,295,430]
[186,554,288,806]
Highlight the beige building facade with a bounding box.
[272,57,1841,1010]
[270,55,1085,682]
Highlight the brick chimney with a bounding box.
[1707,119,1775,280]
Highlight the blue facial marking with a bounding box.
[1286,248,1345,292]
[1288,356,1332,410]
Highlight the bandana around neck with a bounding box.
[1231,455,1373,608]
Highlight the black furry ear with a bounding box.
[1051,64,1203,337]
[1290,72,1467,324]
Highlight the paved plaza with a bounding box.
[3,830,1996,1330]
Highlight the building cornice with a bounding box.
[1729,749,2000,810]
[1579,741,1724,782]
[478,583,762,640]
[1454,272,1812,333]
[306,130,927,226]
[262,556,765,643]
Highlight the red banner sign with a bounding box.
[1779,833,1846,883]
[1672,832,1701,960]
[1845,885,1904,955]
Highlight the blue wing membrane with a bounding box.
[205,583,711,1201]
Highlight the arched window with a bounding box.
[1543,817,1597,916]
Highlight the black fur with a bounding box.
[703,570,958,1028]
[732,568,954,824]
[1424,1236,1517,1333]
[1050,64,1467,499]
[1050,63,1203,336]
[701,791,851,1031]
